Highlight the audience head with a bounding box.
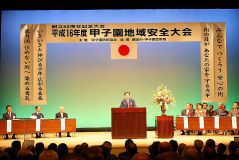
[217,143,227,154]
[169,140,178,152]
[155,151,182,160]
[0,149,9,160]
[102,141,112,156]
[206,139,216,149]
[11,140,21,151]
[48,143,57,152]
[182,146,199,160]
[178,143,187,155]
[26,145,35,155]
[228,141,238,154]
[57,143,69,159]
[124,139,134,149]
[17,149,34,160]
[102,141,112,151]
[158,142,172,154]
[127,142,138,157]
[35,142,45,157]
[4,148,17,160]
[149,141,160,158]
[39,150,58,160]
[194,139,203,152]
[81,142,89,149]
[203,146,216,160]
[132,153,150,160]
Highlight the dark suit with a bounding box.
[181,109,195,117]
[120,99,136,108]
[3,112,16,120]
[55,112,70,137]
[55,112,68,119]
[32,112,44,138]
[32,112,44,119]
[2,112,16,139]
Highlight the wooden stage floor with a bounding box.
[0,131,236,154]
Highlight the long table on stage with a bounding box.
[0,119,76,135]
[176,116,239,130]
[111,108,147,139]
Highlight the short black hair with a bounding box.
[6,105,12,110]
[125,139,133,148]
[209,104,214,108]
[124,91,130,96]
[35,106,39,109]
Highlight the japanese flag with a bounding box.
[111,42,137,59]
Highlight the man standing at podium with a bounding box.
[32,106,44,138]
[2,105,17,139]
[55,106,71,137]
[119,91,136,108]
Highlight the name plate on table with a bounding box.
[183,117,188,129]
[214,116,219,129]
[7,120,12,132]
[61,119,66,131]
[232,116,237,129]
[199,116,204,129]
[36,119,41,131]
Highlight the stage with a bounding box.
[0,131,236,155]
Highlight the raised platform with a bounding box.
[0,131,236,155]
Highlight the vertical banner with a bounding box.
[200,23,215,102]
[32,24,47,104]
[20,25,34,105]
[213,23,227,102]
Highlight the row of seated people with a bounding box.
[2,105,70,139]
[0,138,239,160]
[180,102,239,117]
[180,102,239,135]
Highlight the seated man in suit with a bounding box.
[55,106,71,137]
[2,105,17,139]
[229,102,239,116]
[119,91,136,108]
[32,106,44,138]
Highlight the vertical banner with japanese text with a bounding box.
[20,24,47,105]
[213,23,227,102]
[200,23,215,102]
[32,24,47,105]
[20,24,34,105]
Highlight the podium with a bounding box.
[155,116,174,138]
[111,108,147,139]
